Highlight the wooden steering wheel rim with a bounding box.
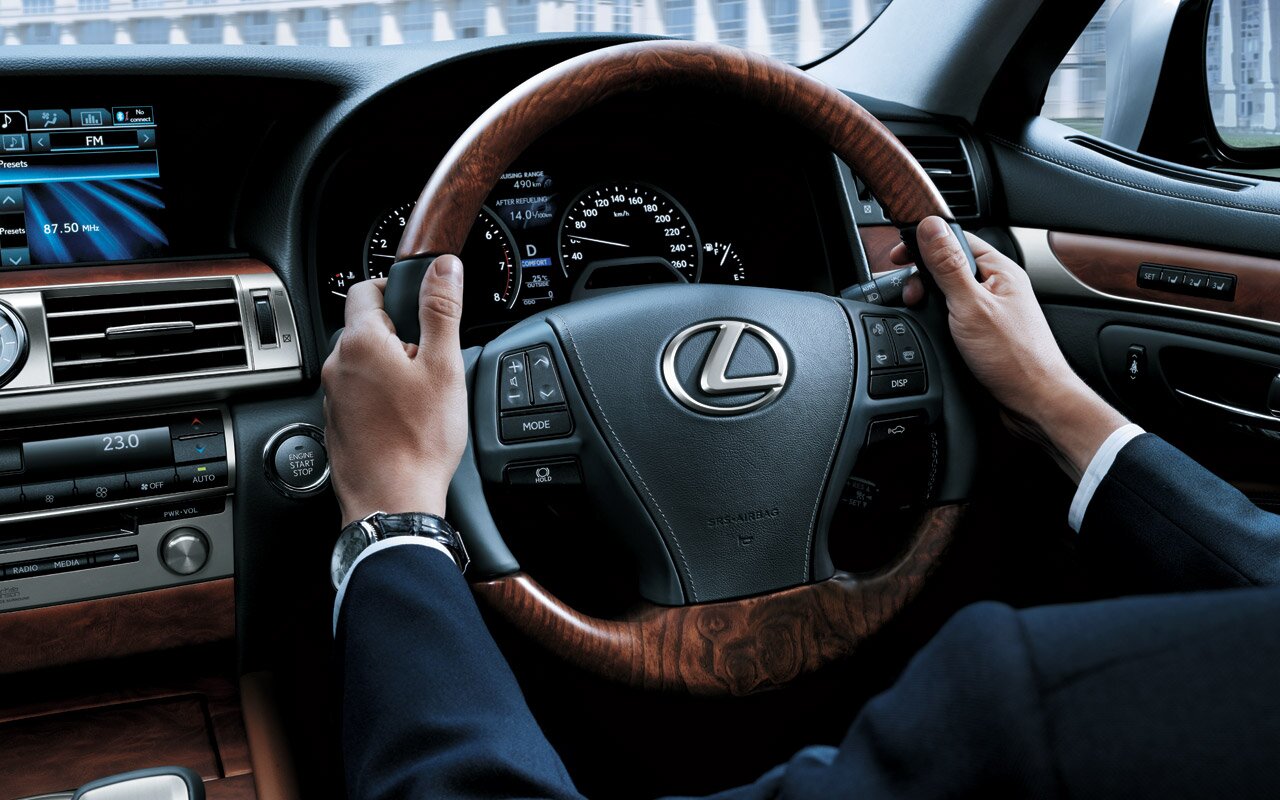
[403,40,964,696]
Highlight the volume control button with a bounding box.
[161,527,209,576]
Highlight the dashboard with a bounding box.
[0,38,996,799]
[314,87,855,344]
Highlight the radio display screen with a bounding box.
[0,105,166,270]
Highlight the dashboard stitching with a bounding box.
[551,314,700,602]
[988,134,1280,217]
[803,298,855,583]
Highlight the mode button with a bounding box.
[500,409,573,443]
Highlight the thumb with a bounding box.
[914,216,979,299]
[418,255,464,355]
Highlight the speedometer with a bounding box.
[558,183,701,283]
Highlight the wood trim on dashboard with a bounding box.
[0,578,235,675]
[861,225,905,274]
[0,258,271,290]
[473,505,961,696]
[1048,231,1280,323]
[399,40,950,258]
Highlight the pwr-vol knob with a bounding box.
[161,527,209,575]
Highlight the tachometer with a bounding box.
[558,183,701,283]
[363,203,522,311]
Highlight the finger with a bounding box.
[344,277,394,332]
[418,255,464,355]
[901,274,926,306]
[889,242,915,266]
[914,216,980,298]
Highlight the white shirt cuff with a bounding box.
[1067,423,1146,533]
[332,537,457,637]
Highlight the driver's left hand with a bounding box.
[322,257,468,526]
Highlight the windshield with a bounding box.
[3,0,891,64]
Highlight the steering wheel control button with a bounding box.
[887,319,921,367]
[21,479,75,511]
[160,527,210,576]
[263,424,330,498]
[500,409,573,443]
[127,467,178,498]
[527,347,564,406]
[869,369,927,399]
[867,414,926,445]
[505,459,582,487]
[864,318,894,368]
[177,461,229,492]
[172,433,226,464]
[74,474,127,505]
[500,352,531,410]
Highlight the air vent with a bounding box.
[899,134,980,220]
[43,281,248,385]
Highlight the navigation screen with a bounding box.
[0,105,166,269]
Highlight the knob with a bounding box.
[161,527,209,576]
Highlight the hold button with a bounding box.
[506,459,582,487]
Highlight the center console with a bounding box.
[0,408,234,611]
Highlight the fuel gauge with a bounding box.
[703,241,746,284]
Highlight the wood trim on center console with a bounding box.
[474,505,961,696]
[0,668,255,800]
[1048,231,1280,324]
[0,578,235,675]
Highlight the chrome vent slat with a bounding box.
[49,321,241,343]
[899,134,980,220]
[43,281,248,385]
[44,298,237,318]
[52,345,246,368]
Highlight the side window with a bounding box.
[1207,0,1280,151]
[1042,1,1116,137]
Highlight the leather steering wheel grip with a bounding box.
[390,39,967,695]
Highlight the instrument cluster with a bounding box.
[328,173,756,336]
[315,89,846,343]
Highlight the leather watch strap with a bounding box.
[373,512,470,574]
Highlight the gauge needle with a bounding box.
[569,235,630,248]
[720,244,733,266]
[331,290,347,298]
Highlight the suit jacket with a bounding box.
[336,434,1280,798]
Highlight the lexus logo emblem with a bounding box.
[661,321,789,415]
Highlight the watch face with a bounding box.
[331,523,374,590]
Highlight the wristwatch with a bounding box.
[330,511,469,590]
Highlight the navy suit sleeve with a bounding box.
[336,545,585,800]
[1079,433,1280,592]
[670,589,1280,800]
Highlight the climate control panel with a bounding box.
[0,407,235,611]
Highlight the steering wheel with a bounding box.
[383,40,978,696]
